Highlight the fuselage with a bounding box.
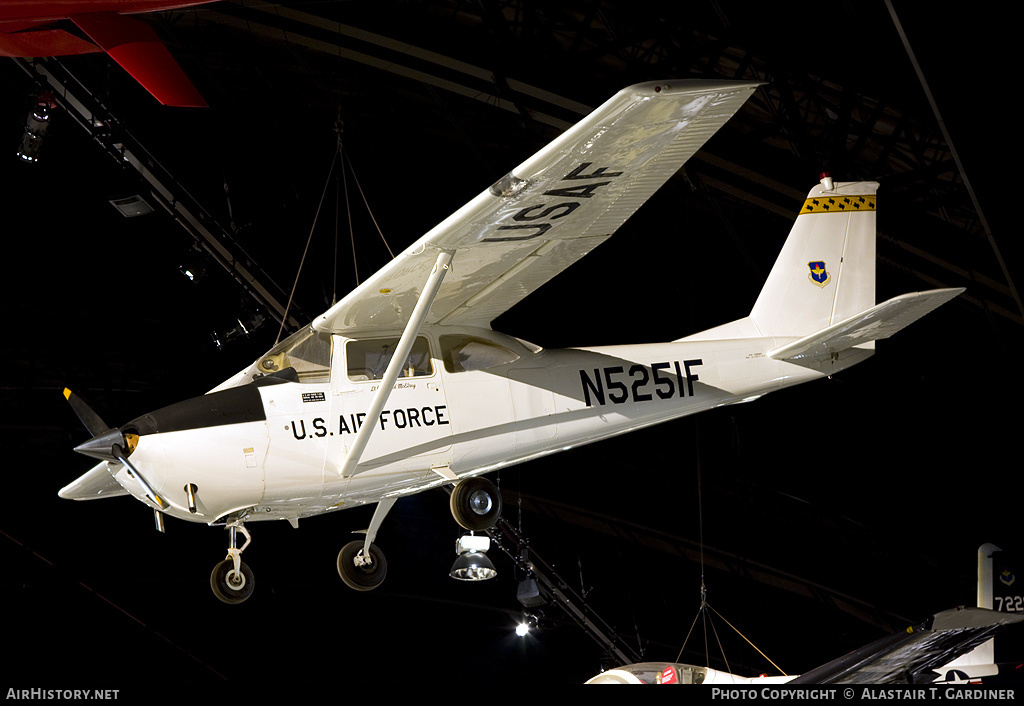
[115,325,826,525]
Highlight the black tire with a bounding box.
[210,559,255,605]
[450,476,502,531]
[337,540,387,591]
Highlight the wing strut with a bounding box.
[337,250,454,479]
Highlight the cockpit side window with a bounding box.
[347,336,433,381]
[440,334,520,373]
[257,328,332,382]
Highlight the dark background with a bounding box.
[1,1,1019,696]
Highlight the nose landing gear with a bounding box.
[210,522,254,604]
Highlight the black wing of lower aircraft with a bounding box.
[789,607,1023,685]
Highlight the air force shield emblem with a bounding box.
[808,261,830,288]
[1000,569,1016,587]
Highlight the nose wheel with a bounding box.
[211,522,254,604]
[210,559,254,604]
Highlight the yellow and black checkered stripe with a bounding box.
[800,194,876,215]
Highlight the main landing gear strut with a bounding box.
[335,476,503,591]
[209,476,504,601]
[210,522,254,604]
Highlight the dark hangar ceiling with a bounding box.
[2,0,1020,695]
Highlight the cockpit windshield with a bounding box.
[256,328,333,382]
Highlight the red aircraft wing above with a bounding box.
[0,1,211,107]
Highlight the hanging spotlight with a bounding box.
[515,613,538,637]
[109,195,154,218]
[16,92,56,163]
[179,263,206,283]
[449,533,497,581]
[516,576,547,608]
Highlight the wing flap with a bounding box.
[314,80,760,334]
[0,25,102,57]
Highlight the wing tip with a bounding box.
[622,79,765,99]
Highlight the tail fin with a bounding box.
[936,544,1024,682]
[746,179,962,373]
[750,180,879,338]
[686,178,963,364]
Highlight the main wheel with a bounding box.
[450,476,502,531]
[210,559,255,605]
[337,540,387,591]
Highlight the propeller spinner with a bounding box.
[64,388,167,509]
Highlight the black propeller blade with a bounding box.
[63,387,110,437]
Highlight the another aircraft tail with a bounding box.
[934,544,1023,683]
[691,178,962,373]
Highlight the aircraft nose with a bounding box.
[122,384,267,437]
[72,428,139,463]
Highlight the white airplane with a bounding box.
[584,606,1023,685]
[60,80,964,604]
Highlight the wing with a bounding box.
[0,12,206,107]
[313,80,760,335]
[788,607,1023,684]
[70,13,207,107]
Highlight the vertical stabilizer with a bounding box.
[750,180,878,338]
[938,544,1010,680]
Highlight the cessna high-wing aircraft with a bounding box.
[0,1,213,106]
[61,80,964,604]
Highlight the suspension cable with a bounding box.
[275,150,338,346]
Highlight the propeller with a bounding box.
[64,388,167,510]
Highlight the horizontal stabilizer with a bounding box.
[59,462,128,501]
[769,288,965,363]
